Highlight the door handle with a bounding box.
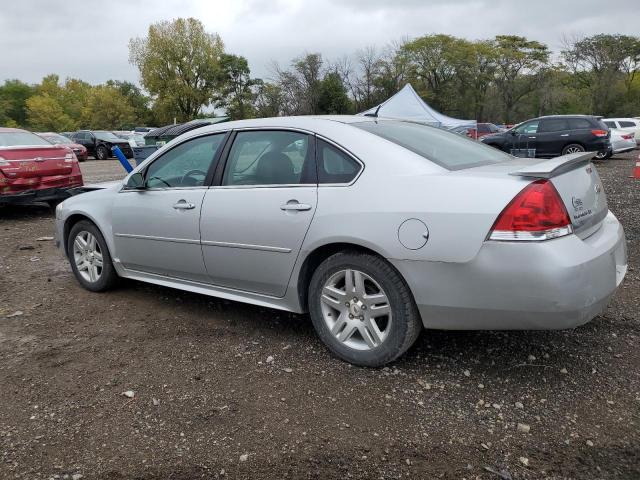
[280,201,312,212]
[560,134,569,137]
[527,136,536,139]
[173,200,195,210]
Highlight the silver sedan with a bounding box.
[55,116,628,366]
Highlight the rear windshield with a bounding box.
[352,120,511,170]
[0,131,51,147]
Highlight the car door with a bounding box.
[111,132,228,283]
[510,120,539,157]
[200,129,317,297]
[536,118,569,156]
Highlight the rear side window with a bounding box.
[570,118,597,129]
[603,121,617,129]
[538,119,569,133]
[353,120,510,170]
[317,139,361,184]
[619,120,637,128]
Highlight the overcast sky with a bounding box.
[1,0,639,86]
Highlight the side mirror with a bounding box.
[125,172,145,190]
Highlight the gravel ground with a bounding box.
[0,152,639,480]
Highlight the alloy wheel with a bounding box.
[72,231,103,283]
[565,146,584,154]
[320,269,392,350]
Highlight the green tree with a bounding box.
[214,54,257,120]
[318,71,351,114]
[562,34,640,115]
[26,94,76,131]
[106,80,153,125]
[253,81,284,117]
[492,35,550,123]
[129,17,224,122]
[0,79,34,126]
[80,85,136,129]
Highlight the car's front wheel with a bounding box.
[308,251,421,367]
[67,220,118,292]
[95,145,109,160]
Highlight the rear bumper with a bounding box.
[0,186,80,205]
[392,211,627,330]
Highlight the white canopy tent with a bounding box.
[359,84,476,130]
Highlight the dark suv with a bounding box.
[480,115,611,158]
[71,130,134,160]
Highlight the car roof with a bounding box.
[532,115,599,120]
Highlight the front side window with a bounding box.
[317,139,361,184]
[145,134,225,188]
[513,121,539,134]
[353,120,511,171]
[222,130,313,186]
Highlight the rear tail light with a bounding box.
[622,134,634,140]
[489,179,573,241]
[591,129,608,137]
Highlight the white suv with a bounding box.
[603,118,640,145]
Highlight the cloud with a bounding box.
[1,0,638,86]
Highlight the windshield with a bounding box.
[94,131,123,142]
[353,120,511,170]
[41,133,72,145]
[0,131,52,147]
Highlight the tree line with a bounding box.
[1,17,639,132]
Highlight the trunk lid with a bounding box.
[0,145,74,178]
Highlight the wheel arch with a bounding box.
[63,213,109,257]
[295,241,397,312]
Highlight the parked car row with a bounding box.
[68,130,134,160]
[0,127,84,207]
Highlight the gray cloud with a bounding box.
[1,0,638,86]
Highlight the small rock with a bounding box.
[517,423,531,433]
[122,390,135,398]
[72,475,83,480]
[481,443,490,450]
[6,311,24,318]
[492,403,501,410]
[29,256,40,262]
[282,344,291,350]
[515,401,524,409]
[18,245,34,250]
[519,457,529,467]
[478,383,484,389]
[152,398,160,406]
[405,458,411,466]
[560,368,568,374]
[463,369,471,377]
[36,236,54,241]
[586,440,594,447]
[266,355,274,364]
[239,453,249,462]
[283,368,293,373]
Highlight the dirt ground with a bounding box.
[1,151,639,480]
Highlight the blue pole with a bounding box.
[112,146,133,173]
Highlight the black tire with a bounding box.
[595,150,612,160]
[67,220,118,292]
[308,251,422,367]
[561,143,585,155]
[95,145,109,160]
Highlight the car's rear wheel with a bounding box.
[308,251,421,367]
[67,220,118,292]
[95,145,109,160]
[595,150,612,160]
[562,144,585,155]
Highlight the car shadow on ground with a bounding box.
[119,277,605,379]
[0,203,53,221]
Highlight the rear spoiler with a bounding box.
[510,151,596,179]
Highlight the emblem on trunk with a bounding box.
[572,197,584,210]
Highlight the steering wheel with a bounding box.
[181,169,208,186]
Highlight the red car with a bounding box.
[0,128,84,208]
[38,132,89,162]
